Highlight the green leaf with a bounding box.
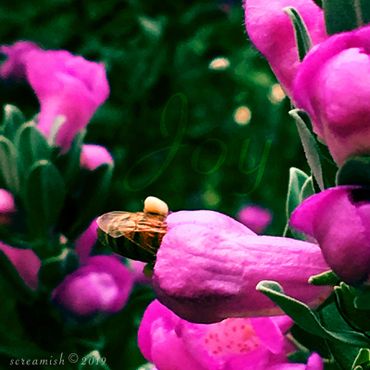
[24,160,66,238]
[300,175,315,200]
[15,123,51,188]
[2,104,25,140]
[286,167,309,219]
[39,248,79,291]
[283,168,313,236]
[335,284,370,332]
[352,349,370,370]
[323,0,370,35]
[256,280,370,347]
[65,163,113,238]
[309,270,340,286]
[0,136,19,194]
[47,115,66,146]
[313,0,323,8]
[0,250,35,302]
[354,290,370,311]
[319,300,363,368]
[54,130,85,187]
[336,156,370,186]
[284,7,312,61]
[78,351,111,370]
[289,109,324,190]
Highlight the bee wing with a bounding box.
[97,211,167,239]
[97,211,140,238]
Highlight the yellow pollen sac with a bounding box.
[144,196,169,216]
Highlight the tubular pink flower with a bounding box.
[153,210,330,324]
[291,186,370,284]
[0,41,40,79]
[0,242,40,290]
[80,144,113,171]
[294,25,370,165]
[244,0,327,97]
[52,255,133,317]
[237,205,272,234]
[24,48,109,150]
[138,300,320,370]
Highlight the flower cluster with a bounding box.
[0,42,137,319]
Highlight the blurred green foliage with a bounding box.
[0,1,308,368]
[0,0,306,233]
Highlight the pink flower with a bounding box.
[244,0,327,96]
[152,210,330,323]
[0,42,110,150]
[291,186,370,284]
[25,49,109,150]
[138,300,322,370]
[294,25,370,165]
[0,41,39,79]
[0,188,16,224]
[52,255,133,317]
[237,205,272,234]
[80,144,113,171]
[0,242,40,290]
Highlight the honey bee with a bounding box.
[97,197,168,262]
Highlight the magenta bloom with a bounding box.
[80,144,113,171]
[52,255,133,317]
[291,186,370,284]
[294,25,370,165]
[0,242,40,290]
[244,0,327,97]
[153,210,330,323]
[23,48,109,150]
[0,41,39,79]
[237,205,272,234]
[138,300,322,370]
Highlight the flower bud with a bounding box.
[294,25,370,165]
[0,189,15,224]
[0,242,40,289]
[244,0,327,97]
[0,42,110,151]
[80,144,113,171]
[52,255,133,317]
[291,186,370,284]
[237,205,272,234]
